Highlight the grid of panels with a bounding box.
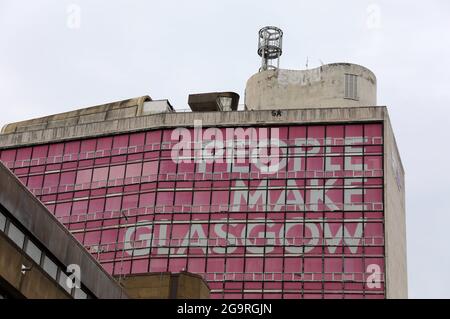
[0,123,385,299]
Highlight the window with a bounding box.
[142,161,158,176]
[0,211,6,232]
[7,223,25,248]
[345,74,358,100]
[42,255,58,280]
[27,175,44,189]
[64,141,80,156]
[96,137,113,151]
[125,163,142,178]
[109,165,125,180]
[25,240,42,264]
[0,149,16,166]
[32,145,48,159]
[55,202,72,217]
[15,147,32,161]
[60,171,76,186]
[72,200,88,215]
[76,169,92,184]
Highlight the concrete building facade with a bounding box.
[0,62,407,299]
[245,64,377,110]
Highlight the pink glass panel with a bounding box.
[4,123,386,299]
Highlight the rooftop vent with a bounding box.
[140,100,174,115]
[188,92,240,112]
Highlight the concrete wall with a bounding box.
[118,272,210,299]
[245,63,377,110]
[0,162,128,299]
[118,273,172,299]
[0,106,386,148]
[383,112,408,298]
[1,96,151,134]
[0,232,71,299]
[175,272,210,299]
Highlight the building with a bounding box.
[0,160,127,299]
[0,28,407,299]
[0,160,209,299]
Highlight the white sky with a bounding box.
[1,0,449,298]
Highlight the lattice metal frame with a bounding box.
[258,26,283,71]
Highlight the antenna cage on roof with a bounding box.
[258,26,283,72]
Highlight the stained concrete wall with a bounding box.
[383,112,408,298]
[175,272,210,299]
[118,272,210,299]
[245,63,377,110]
[0,232,71,299]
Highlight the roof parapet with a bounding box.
[1,95,154,134]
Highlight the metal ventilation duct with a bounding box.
[188,92,240,112]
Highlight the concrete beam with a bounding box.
[0,106,386,149]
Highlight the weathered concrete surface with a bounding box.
[118,273,172,299]
[245,63,377,110]
[0,232,71,299]
[1,96,151,134]
[0,161,128,299]
[384,112,408,298]
[118,272,210,299]
[175,272,210,299]
[0,106,385,148]
[141,100,174,115]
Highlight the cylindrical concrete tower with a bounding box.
[245,63,377,110]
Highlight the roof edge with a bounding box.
[0,106,387,149]
[1,95,152,134]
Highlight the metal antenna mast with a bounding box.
[257,26,283,72]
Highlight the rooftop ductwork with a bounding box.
[188,92,240,112]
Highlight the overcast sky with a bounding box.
[1,0,449,298]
